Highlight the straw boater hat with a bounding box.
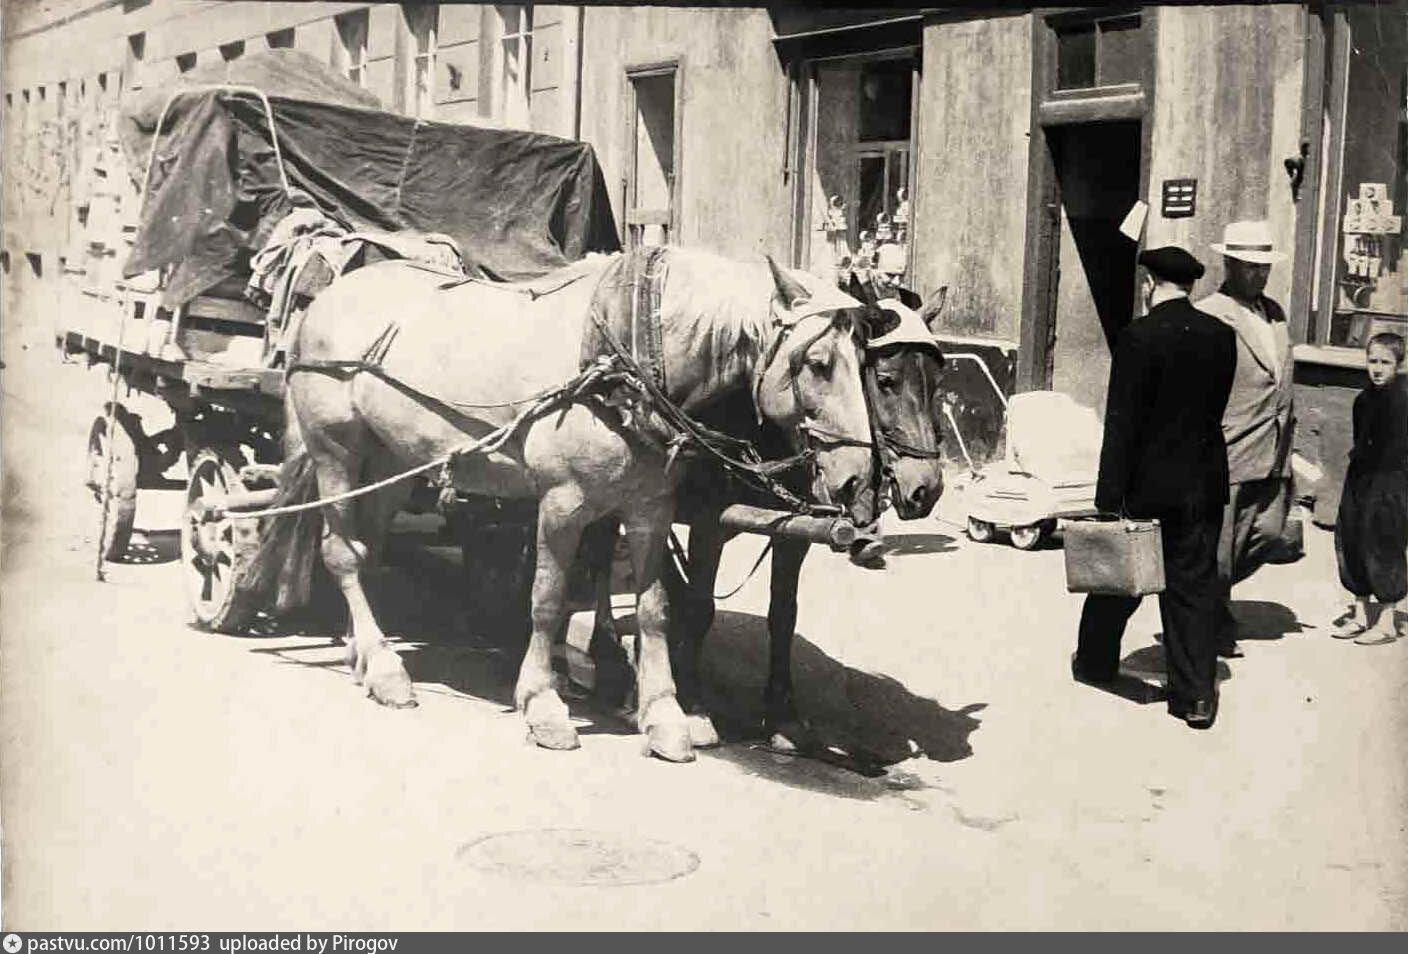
[1210,220,1286,264]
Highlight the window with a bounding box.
[1312,4,1408,349]
[1054,14,1142,91]
[266,28,295,50]
[219,40,245,62]
[176,52,197,73]
[496,5,533,128]
[335,10,369,88]
[626,64,680,249]
[799,53,919,284]
[405,4,438,120]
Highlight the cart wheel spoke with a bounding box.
[182,448,263,633]
[87,412,138,562]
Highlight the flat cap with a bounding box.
[1137,245,1204,284]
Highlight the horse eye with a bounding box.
[805,353,832,374]
[877,374,899,391]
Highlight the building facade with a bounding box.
[3,2,1405,515]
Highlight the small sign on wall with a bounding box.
[1162,178,1197,218]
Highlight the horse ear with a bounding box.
[847,272,874,306]
[766,255,811,310]
[920,286,949,332]
[852,304,880,343]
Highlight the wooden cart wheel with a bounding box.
[86,411,139,561]
[966,516,995,544]
[182,448,261,632]
[1010,519,1056,551]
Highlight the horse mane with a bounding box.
[659,247,774,380]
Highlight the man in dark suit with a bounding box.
[1072,246,1237,729]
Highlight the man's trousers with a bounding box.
[1215,474,1292,643]
[1075,506,1224,706]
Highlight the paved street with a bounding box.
[2,319,1406,931]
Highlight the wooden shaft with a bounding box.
[197,487,281,521]
[718,503,857,548]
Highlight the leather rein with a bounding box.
[586,298,868,514]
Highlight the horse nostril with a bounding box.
[910,486,929,509]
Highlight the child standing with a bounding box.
[1333,332,1408,645]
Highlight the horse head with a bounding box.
[754,256,877,527]
[848,273,947,520]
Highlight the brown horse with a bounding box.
[584,280,949,752]
[256,247,877,762]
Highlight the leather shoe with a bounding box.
[1216,640,1244,659]
[1071,654,1116,686]
[1169,694,1218,729]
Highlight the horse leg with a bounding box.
[309,441,417,708]
[621,496,695,763]
[340,466,413,664]
[581,518,633,709]
[669,518,727,748]
[763,538,818,752]
[514,487,587,751]
[358,462,413,570]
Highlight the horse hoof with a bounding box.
[685,712,721,748]
[767,732,800,754]
[528,722,580,751]
[765,718,819,755]
[368,688,419,710]
[848,540,887,569]
[366,652,416,708]
[646,724,695,763]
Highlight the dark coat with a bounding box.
[1095,296,1237,516]
[1335,377,1408,602]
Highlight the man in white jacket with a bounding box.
[1195,221,1296,659]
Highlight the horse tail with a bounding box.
[245,392,325,614]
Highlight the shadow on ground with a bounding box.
[123,529,181,565]
[229,539,985,790]
[882,532,959,557]
[697,610,985,768]
[1123,642,1235,686]
[1230,599,1313,641]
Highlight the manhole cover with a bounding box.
[457,828,700,886]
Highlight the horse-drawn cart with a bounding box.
[62,50,866,647]
[61,50,626,632]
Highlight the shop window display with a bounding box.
[1326,3,1407,348]
[804,54,916,289]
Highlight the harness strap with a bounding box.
[863,352,944,461]
[665,529,776,602]
[584,303,816,511]
[434,267,598,298]
[633,247,669,392]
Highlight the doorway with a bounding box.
[1034,120,1142,416]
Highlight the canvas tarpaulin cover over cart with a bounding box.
[119,49,620,308]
